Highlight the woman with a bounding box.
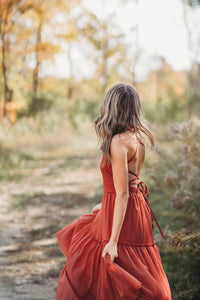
[55,83,171,300]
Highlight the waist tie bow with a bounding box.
[137,181,165,239]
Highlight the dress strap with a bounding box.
[128,137,138,163]
[136,132,145,148]
[128,170,138,177]
[127,132,145,164]
[128,171,140,185]
[137,181,165,239]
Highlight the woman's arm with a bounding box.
[102,135,129,262]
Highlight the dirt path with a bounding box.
[0,150,102,300]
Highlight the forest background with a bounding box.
[0,0,199,299]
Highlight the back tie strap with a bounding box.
[137,181,165,239]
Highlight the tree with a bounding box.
[0,0,27,117]
[80,10,126,94]
[55,0,82,98]
[0,0,65,120]
[25,0,64,96]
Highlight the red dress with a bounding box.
[55,134,171,300]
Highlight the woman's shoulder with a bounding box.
[110,131,136,154]
[111,131,139,144]
[111,131,146,153]
[111,132,130,146]
[110,133,126,154]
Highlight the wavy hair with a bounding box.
[94,83,155,164]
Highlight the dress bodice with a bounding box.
[100,154,116,193]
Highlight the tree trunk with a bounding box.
[66,43,75,98]
[32,18,42,96]
[101,27,108,95]
[1,31,12,118]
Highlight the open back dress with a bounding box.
[55,132,171,300]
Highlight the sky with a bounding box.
[43,0,200,81]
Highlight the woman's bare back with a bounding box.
[122,131,145,186]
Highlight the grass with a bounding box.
[7,191,46,212]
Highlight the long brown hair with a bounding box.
[94,83,155,163]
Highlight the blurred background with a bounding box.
[0,0,199,299]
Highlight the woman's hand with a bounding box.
[91,203,101,213]
[102,240,118,263]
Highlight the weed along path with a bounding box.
[0,148,102,300]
